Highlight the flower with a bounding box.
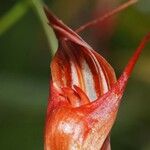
[44,7,150,150]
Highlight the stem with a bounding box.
[0,0,30,36]
[75,0,138,33]
[0,0,57,56]
[31,0,58,56]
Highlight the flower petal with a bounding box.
[45,8,116,101]
[77,32,150,149]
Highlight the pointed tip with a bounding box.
[43,6,61,27]
[75,0,138,33]
[44,7,76,39]
[110,32,150,96]
[121,32,150,80]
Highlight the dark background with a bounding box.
[0,0,150,149]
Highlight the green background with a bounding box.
[0,0,150,149]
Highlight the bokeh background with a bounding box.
[0,0,150,150]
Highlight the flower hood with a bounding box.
[44,8,150,150]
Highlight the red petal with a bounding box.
[45,8,116,101]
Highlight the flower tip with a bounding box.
[43,7,59,27]
[144,32,150,41]
[44,7,81,41]
[122,32,150,78]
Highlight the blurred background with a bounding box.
[0,0,150,149]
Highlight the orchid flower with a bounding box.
[44,1,150,150]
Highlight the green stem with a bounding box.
[0,0,57,56]
[31,0,58,56]
[0,0,30,36]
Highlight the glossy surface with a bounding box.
[44,7,150,150]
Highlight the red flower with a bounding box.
[44,6,150,150]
